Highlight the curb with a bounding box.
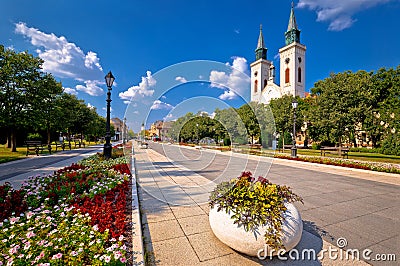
[131,145,144,265]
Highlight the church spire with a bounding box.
[285,1,301,45]
[257,24,265,49]
[255,24,267,60]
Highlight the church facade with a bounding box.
[250,4,306,104]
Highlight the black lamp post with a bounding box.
[291,98,298,158]
[123,117,127,144]
[103,71,115,159]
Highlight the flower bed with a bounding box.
[274,154,400,174]
[0,147,132,265]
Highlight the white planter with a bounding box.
[209,203,302,257]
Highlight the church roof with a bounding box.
[287,2,298,31]
[257,24,265,49]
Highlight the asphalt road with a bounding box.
[0,145,103,186]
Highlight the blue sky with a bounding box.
[1,0,399,131]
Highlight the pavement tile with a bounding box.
[151,236,200,265]
[178,214,210,236]
[142,207,175,224]
[199,253,262,266]
[376,235,399,253]
[374,206,400,222]
[170,205,207,218]
[363,243,398,266]
[199,203,210,215]
[147,219,185,242]
[188,231,234,262]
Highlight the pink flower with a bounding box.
[10,217,20,224]
[104,255,111,263]
[51,253,62,260]
[26,231,36,238]
[120,257,127,263]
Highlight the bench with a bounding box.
[25,140,51,156]
[278,144,294,152]
[52,141,71,151]
[72,139,86,148]
[320,147,349,159]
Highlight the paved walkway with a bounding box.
[134,143,399,265]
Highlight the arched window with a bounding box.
[264,79,267,88]
[285,68,290,83]
[254,80,258,93]
[298,67,302,83]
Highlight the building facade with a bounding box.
[251,3,306,104]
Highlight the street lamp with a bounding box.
[103,71,115,159]
[291,98,298,158]
[123,117,127,144]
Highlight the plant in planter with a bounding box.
[209,171,303,256]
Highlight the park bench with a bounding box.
[25,140,51,156]
[320,146,349,159]
[278,144,294,152]
[52,141,71,151]
[72,139,86,148]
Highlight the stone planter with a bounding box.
[209,203,302,257]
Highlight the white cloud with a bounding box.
[209,56,250,99]
[15,22,104,95]
[175,76,187,83]
[75,80,104,96]
[151,100,174,110]
[102,106,113,112]
[87,103,95,109]
[119,71,155,101]
[123,100,131,105]
[63,87,78,95]
[163,113,176,121]
[218,90,237,100]
[297,0,393,31]
[234,29,240,34]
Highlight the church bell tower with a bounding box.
[278,2,306,98]
[250,25,272,102]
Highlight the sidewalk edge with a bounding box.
[131,154,145,265]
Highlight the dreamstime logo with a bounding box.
[257,237,397,262]
[123,60,276,206]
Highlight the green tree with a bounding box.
[0,46,50,151]
[310,71,373,153]
[269,95,303,148]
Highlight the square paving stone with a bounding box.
[151,236,200,265]
[142,207,175,224]
[178,214,210,236]
[147,219,185,242]
[188,230,234,262]
[170,204,207,218]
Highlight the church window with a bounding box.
[298,67,302,83]
[264,79,267,88]
[285,68,290,83]
[254,80,258,93]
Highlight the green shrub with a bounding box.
[27,133,42,140]
[380,135,400,156]
[312,142,321,150]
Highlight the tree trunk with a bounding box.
[47,128,51,146]
[10,129,17,152]
[282,131,285,151]
[338,136,342,157]
[6,131,11,149]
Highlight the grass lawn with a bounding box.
[0,141,100,164]
[274,148,400,164]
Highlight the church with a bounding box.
[250,3,306,104]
